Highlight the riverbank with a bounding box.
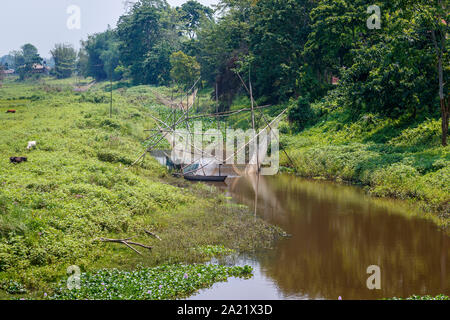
[0,78,282,299]
[280,109,449,229]
[223,93,448,229]
[186,174,449,300]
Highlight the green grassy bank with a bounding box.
[279,108,449,229]
[0,77,281,299]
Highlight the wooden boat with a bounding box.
[184,175,227,182]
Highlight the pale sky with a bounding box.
[0,0,219,57]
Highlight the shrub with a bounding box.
[99,119,121,130]
[370,164,421,199]
[97,151,132,166]
[388,119,442,148]
[79,92,109,104]
[288,96,316,131]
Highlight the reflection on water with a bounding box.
[190,174,449,300]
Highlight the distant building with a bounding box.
[331,76,340,85]
[31,64,50,74]
[3,69,15,75]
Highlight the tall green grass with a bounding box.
[0,77,281,298]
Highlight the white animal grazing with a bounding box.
[27,141,37,150]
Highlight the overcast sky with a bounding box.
[0,0,219,57]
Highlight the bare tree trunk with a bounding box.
[442,97,449,146]
[437,47,448,146]
[432,19,448,146]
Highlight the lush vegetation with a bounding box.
[1,1,447,144]
[10,44,44,80]
[81,28,122,81]
[0,77,281,299]
[50,44,77,79]
[55,0,446,145]
[51,264,252,300]
[0,0,448,299]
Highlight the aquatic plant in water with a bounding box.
[51,264,253,300]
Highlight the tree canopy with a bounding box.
[170,51,200,88]
[51,44,77,79]
[12,44,43,80]
[36,0,448,144]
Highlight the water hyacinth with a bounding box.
[51,264,253,300]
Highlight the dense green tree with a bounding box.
[429,0,449,146]
[13,44,43,80]
[196,4,250,109]
[21,44,42,64]
[100,41,122,80]
[248,0,315,101]
[288,95,315,131]
[0,55,14,69]
[82,29,122,81]
[76,48,89,77]
[404,0,449,146]
[300,0,445,125]
[179,0,213,39]
[170,51,200,88]
[339,37,437,118]
[117,0,179,85]
[304,0,371,80]
[72,0,447,144]
[50,44,77,79]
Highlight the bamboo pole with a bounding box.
[185,105,272,120]
[236,72,296,169]
[149,113,223,166]
[249,72,260,173]
[182,109,288,176]
[216,82,220,132]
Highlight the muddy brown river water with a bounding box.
[189,174,449,300]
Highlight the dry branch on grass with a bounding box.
[94,237,153,255]
[144,229,162,241]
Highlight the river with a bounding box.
[189,174,449,300]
